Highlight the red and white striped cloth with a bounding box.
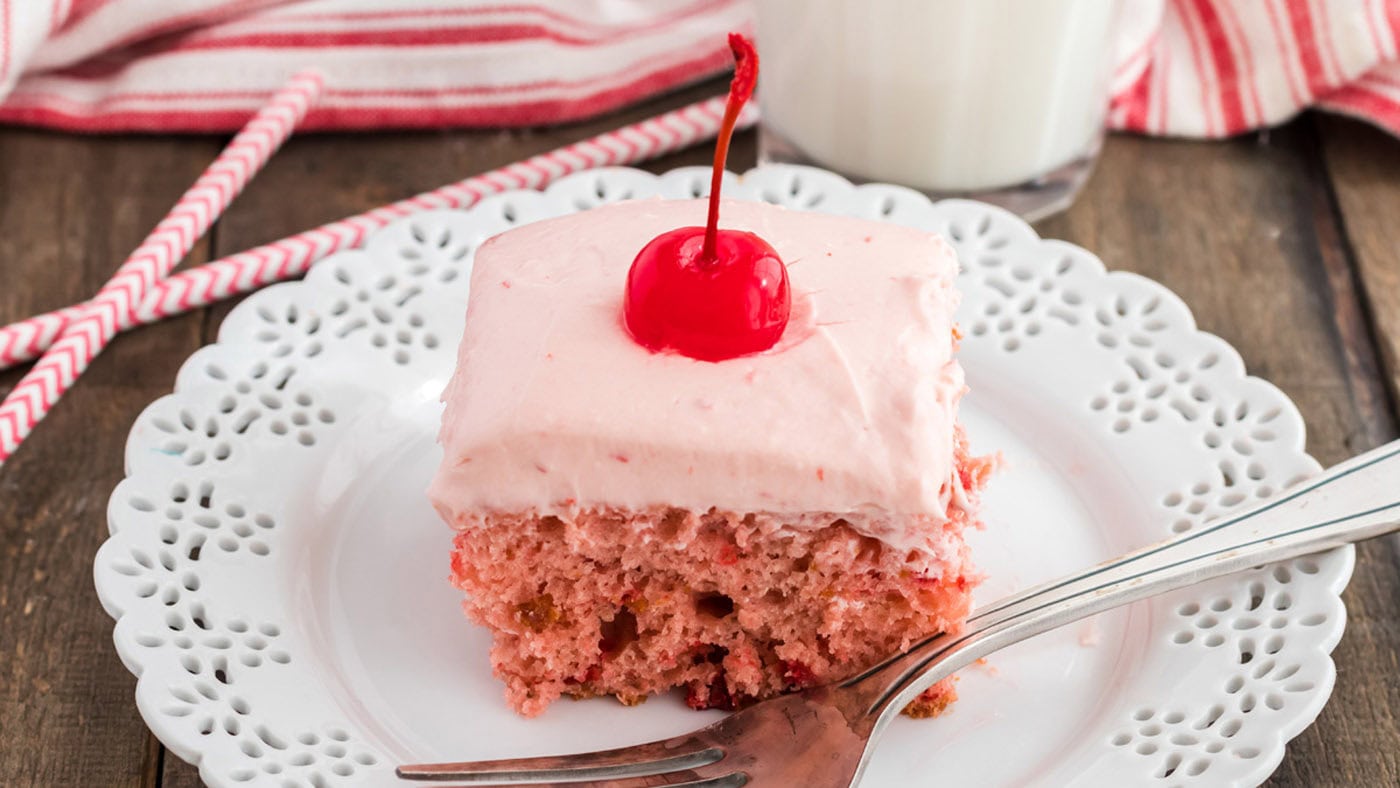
[0,0,1398,137]
[1109,0,1400,136]
[0,0,750,131]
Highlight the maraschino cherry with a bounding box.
[623,34,790,362]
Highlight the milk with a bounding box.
[755,0,1121,196]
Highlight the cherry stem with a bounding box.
[702,33,759,265]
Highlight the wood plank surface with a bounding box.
[0,79,1396,787]
[1311,114,1400,788]
[1319,116,1400,412]
[0,131,219,786]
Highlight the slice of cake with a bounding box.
[428,195,993,717]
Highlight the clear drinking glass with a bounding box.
[755,0,1123,221]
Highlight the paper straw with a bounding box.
[0,97,755,371]
[0,71,324,467]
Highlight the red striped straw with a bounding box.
[0,96,753,371]
[0,70,324,467]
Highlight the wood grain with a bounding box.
[1318,116,1400,412]
[0,131,219,786]
[1311,114,1400,788]
[0,82,1395,787]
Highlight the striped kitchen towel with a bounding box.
[0,0,1397,138]
[0,0,751,131]
[1109,0,1400,136]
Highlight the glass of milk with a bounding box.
[755,0,1123,221]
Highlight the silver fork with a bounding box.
[398,439,1400,787]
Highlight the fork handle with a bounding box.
[851,438,1400,735]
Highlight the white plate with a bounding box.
[96,165,1353,788]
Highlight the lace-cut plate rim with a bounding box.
[96,165,1353,788]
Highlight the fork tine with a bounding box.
[430,772,748,788]
[396,737,724,783]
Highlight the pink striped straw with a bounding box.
[0,70,324,467]
[0,96,754,371]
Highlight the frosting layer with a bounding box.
[430,198,965,549]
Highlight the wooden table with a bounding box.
[2,78,1398,787]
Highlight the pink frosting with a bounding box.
[429,198,966,552]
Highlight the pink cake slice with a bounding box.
[429,198,992,716]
